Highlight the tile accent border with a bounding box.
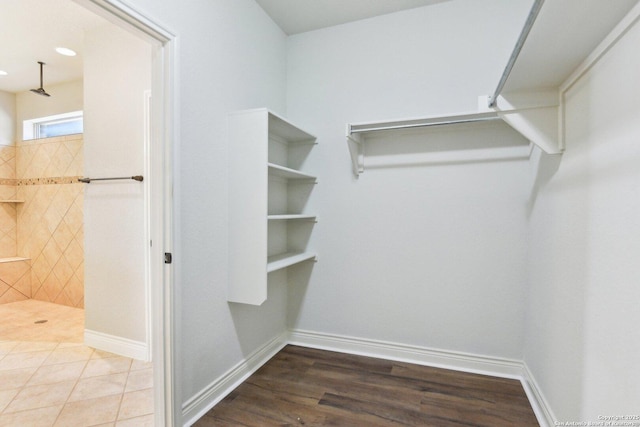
[0,177,83,186]
[15,134,85,308]
[17,177,83,186]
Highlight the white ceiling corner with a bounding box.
[254,0,451,35]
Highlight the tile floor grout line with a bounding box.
[1,300,154,425]
[112,364,132,425]
[1,342,57,416]
[52,345,94,426]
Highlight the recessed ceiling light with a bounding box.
[0,70,7,76]
[55,47,77,57]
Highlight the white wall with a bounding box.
[525,15,640,422]
[76,0,640,423]
[122,0,289,412]
[15,80,83,142]
[83,22,151,350]
[0,90,15,146]
[285,0,533,359]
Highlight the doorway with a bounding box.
[0,0,175,423]
[76,0,177,424]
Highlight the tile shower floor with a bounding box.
[0,300,154,426]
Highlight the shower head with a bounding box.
[30,87,50,97]
[30,61,51,97]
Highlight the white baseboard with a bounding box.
[181,331,289,427]
[289,329,523,379]
[289,329,555,427]
[84,329,149,361]
[521,363,556,427]
[181,328,556,427]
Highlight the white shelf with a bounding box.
[267,252,316,273]
[268,214,316,221]
[487,0,639,155]
[229,108,317,305]
[498,0,639,94]
[268,163,316,180]
[348,111,499,135]
[268,111,316,143]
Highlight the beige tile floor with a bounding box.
[0,300,154,427]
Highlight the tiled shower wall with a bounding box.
[0,145,28,305]
[0,146,17,258]
[0,135,84,308]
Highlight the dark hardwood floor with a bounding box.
[195,345,539,426]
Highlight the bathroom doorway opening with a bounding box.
[0,0,175,423]
[75,1,177,424]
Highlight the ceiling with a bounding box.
[254,0,451,35]
[0,0,106,93]
[2,0,637,94]
[0,0,450,94]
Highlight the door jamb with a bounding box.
[74,0,179,424]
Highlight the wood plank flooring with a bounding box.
[194,345,539,427]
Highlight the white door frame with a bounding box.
[74,0,178,425]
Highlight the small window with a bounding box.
[23,111,83,140]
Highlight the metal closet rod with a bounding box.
[488,0,545,108]
[78,175,144,183]
[351,116,501,134]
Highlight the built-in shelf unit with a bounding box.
[228,108,317,305]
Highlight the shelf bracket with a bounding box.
[346,125,364,176]
[490,91,564,154]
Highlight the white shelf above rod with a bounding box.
[346,111,501,176]
[348,111,500,135]
[488,0,545,108]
